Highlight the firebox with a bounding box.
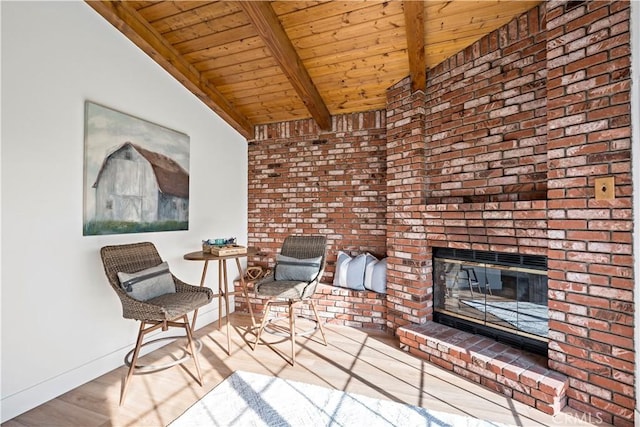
[433,248,548,356]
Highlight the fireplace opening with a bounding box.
[433,248,548,356]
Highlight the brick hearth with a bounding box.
[397,322,567,415]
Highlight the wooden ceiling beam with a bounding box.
[85,1,254,139]
[403,1,426,93]
[238,1,332,131]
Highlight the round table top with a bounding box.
[184,247,258,261]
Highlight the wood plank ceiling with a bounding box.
[87,1,541,139]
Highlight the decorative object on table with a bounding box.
[202,238,245,255]
[209,245,247,256]
[83,101,190,236]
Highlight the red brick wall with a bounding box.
[425,6,547,204]
[243,112,389,329]
[420,4,549,257]
[545,1,633,424]
[385,83,431,328]
[244,1,634,424]
[247,111,387,279]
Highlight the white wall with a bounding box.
[0,2,247,421]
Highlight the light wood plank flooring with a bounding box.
[3,314,605,427]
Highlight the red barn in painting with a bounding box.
[92,142,189,223]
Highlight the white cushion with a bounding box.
[364,257,387,293]
[363,252,378,273]
[333,251,368,290]
[117,261,176,301]
[274,254,322,282]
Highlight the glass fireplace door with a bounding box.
[433,255,548,345]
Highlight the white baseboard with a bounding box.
[0,308,220,423]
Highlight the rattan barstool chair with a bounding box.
[253,235,328,365]
[100,242,213,405]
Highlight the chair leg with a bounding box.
[183,314,203,386]
[289,300,296,366]
[309,299,327,346]
[254,300,272,350]
[121,321,146,406]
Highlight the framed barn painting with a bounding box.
[83,101,190,236]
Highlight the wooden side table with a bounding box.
[183,247,257,354]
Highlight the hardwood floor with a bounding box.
[3,313,604,427]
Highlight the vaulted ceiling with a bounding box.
[87,1,541,139]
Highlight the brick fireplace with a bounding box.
[241,1,633,425]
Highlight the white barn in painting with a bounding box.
[92,142,189,223]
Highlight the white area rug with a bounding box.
[170,370,512,426]
[462,300,548,337]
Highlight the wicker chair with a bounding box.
[100,242,213,405]
[253,235,328,365]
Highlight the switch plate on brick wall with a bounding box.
[595,176,615,200]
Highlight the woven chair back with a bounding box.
[280,235,327,282]
[100,242,163,297]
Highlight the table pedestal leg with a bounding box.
[191,260,209,331]
[222,259,231,353]
[217,260,223,331]
[235,257,256,327]
[188,253,255,355]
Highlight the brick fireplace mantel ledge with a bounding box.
[397,321,567,415]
